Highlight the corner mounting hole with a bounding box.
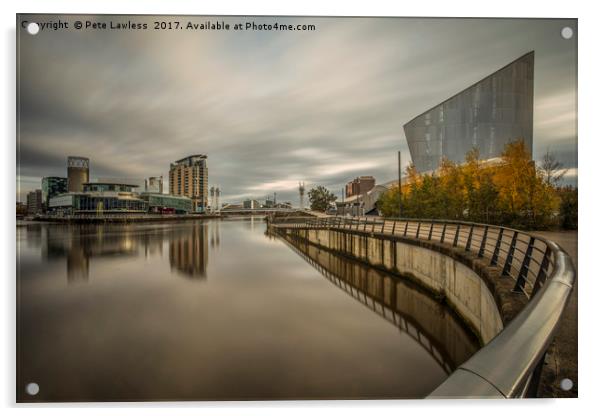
[26,382,39,396]
[560,378,573,391]
[561,27,573,40]
[26,22,40,35]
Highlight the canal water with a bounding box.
[17,218,479,402]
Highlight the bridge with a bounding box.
[267,215,575,398]
[220,208,328,217]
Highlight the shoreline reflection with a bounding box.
[275,231,480,373]
[38,221,218,283]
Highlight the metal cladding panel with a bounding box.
[67,168,89,193]
[403,52,534,172]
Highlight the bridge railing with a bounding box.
[269,215,576,398]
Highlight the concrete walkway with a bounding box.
[531,230,578,398]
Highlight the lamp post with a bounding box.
[398,151,403,218]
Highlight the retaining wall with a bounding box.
[281,227,505,344]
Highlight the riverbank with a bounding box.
[19,214,222,224]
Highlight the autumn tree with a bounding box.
[558,186,578,229]
[377,140,567,230]
[493,140,559,228]
[308,186,337,212]
[377,185,403,218]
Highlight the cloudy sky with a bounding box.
[17,15,577,203]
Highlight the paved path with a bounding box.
[531,230,578,398]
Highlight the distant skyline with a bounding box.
[17,15,577,203]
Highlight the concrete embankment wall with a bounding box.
[279,227,504,345]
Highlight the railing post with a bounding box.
[491,228,504,266]
[391,221,396,235]
[532,246,552,296]
[381,220,385,234]
[440,223,447,244]
[453,225,460,247]
[403,221,408,237]
[502,231,519,276]
[428,222,434,240]
[465,225,474,252]
[415,222,421,239]
[514,236,535,293]
[478,226,489,258]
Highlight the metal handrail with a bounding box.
[269,215,576,398]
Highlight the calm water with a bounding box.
[17,218,478,402]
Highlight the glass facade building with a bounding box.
[49,193,148,214]
[41,176,68,209]
[48,182,147,214]
[403,51,534,172]
[141,193,193,214]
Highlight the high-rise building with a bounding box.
[145,176,164,194]
[41,176,68,210]
[345,176,376,198]
[169,155,208,212]
[403,51,534,172]
[26,189,43,215]
[67,156,90,192]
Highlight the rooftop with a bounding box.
[173,154,207,164]
[83,182,139,188]
[403,51,534,127]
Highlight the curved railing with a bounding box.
[268,215,576,398]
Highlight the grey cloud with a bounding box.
[16,15,577,202]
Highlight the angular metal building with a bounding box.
[403,51,534,172]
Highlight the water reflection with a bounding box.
[275,231,480,372]
[17,219,473,401]
[35,222,216,282]
[169,223,209,279]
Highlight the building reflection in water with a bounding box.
[40,221,216,283]
[210,220,220,249]
[168,222,209,279]
[275,231,481,374]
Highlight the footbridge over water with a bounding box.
[267,215,575,398]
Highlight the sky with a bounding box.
[16,15,577,203]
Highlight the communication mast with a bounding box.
[298,182,305,210]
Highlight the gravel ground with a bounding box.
[531,230,578,398]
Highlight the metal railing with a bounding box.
[269,215,576,398]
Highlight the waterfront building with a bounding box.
[140,192,193,214]
[243,199,261,209]
[145,176,164,194]
[337,184,388,216]
[403,51,534,172]
[41,176,68,211]
[169,155,208,212]
[26,189,43,215]
[67,156,90,192]
[16,202,27,217]
[48,182,147,215]
[345,176,376,198]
